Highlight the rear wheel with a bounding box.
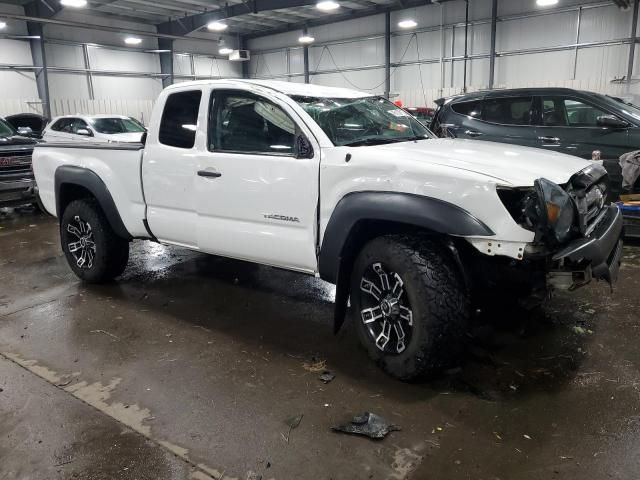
[60,199,129,283]
[351,235,469,380]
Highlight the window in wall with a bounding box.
[451,100,482,118]
[159,90,202,149]
[482,97,534,125]
[210,93,296,154]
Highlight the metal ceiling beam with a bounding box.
[243,0,453,39]
[157,0,321,36]
[0,12,218,44]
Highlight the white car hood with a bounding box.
[369,138,592,186]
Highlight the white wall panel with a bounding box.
[497,10,577,51]
[193,56,242,78]
[495,50,574,86]
[0,72,38,99]
[48,73,90,100]
[311,69,385,94]
[88,47,160,74]
[46,44,85,69]
[174,54,193,77]
[90,76,162,100]
[579,5,631,42]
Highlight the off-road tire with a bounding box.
[60,199,129,283]
[351,235,469,380]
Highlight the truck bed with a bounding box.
[33,142,149,238]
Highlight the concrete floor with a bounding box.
[1,208,639,480]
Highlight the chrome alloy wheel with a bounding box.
[66,215,96,269]
[359,262,414,354]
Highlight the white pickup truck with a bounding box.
[33,79,623,380]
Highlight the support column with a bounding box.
[159,38,174,87]
[488,0,497,89]
[303,27,310,84]
[384,12,391,99]
[26,22,51,119]
[240,36,250,79]
[628,0,639,90]
[82,43,94,99]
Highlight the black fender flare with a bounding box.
[318,191,494,332]
[54,165,132,240]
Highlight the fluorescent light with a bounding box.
[219,47,233,55]
[316,1,340,11]
[398,19,417,29]
[298,35,315,44]
[124,37,142,45]
[207,21,228,31]
[536,0,558,5]
[0,21,6,30]
[60,0,87,7]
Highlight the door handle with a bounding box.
[197,170,222,178]
[464,130,483,137]
[538,136,560,143]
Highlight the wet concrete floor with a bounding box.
[1,207,639,480]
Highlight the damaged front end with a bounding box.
[498,164,623,291]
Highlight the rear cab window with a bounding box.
[159,90,203,149]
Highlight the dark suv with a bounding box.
[431,87,640,159]
[0,117,38,208]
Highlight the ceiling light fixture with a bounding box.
[316,1,340,11]
[124,36,142,45]
[398,19,417,29]
[207,21,228,31]
[298,35,315,44]
[218,39,233,55]
[0,21,6,30]
[60,0,88,7]
[536,0,558,5]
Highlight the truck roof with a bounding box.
[165,79,371,99]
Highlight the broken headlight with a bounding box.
[498,179,577,245]
[533,178,576,244]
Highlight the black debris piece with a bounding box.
[332,412,400,439]
[319,370,336,384]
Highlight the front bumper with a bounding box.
[549,205,623,288]
[0,178,36,207]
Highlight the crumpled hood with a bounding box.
[368,138,593,186]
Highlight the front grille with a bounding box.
[0,153,32,176]
[584,181,607,227]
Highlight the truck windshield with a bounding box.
[0,118,16,138]
[291,95,434,146]
[89,117,146,134]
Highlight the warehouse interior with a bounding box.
[2,1,640,479]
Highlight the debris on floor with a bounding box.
[332,412,400,439]
[282,414,303,443]
[302,358,326,373]
[319,370,335,384]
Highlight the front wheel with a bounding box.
[351,236,469,380]
[60,199,129,283]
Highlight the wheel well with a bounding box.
[340,219,441,268]
[331,219,448,334]
[58,183,95,217]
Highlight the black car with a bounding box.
[5,113,49,139]
[431,87,640,196]
[0,117,38,208]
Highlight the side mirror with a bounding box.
[140,131,147,145]
[76,128,93,137]
[17,126,33,137]
[597,114,628,129]
[296,135,314,159]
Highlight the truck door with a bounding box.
[142,89,203,248]
[194,89,320,273]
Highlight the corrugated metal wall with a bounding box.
[247,0,640,107]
